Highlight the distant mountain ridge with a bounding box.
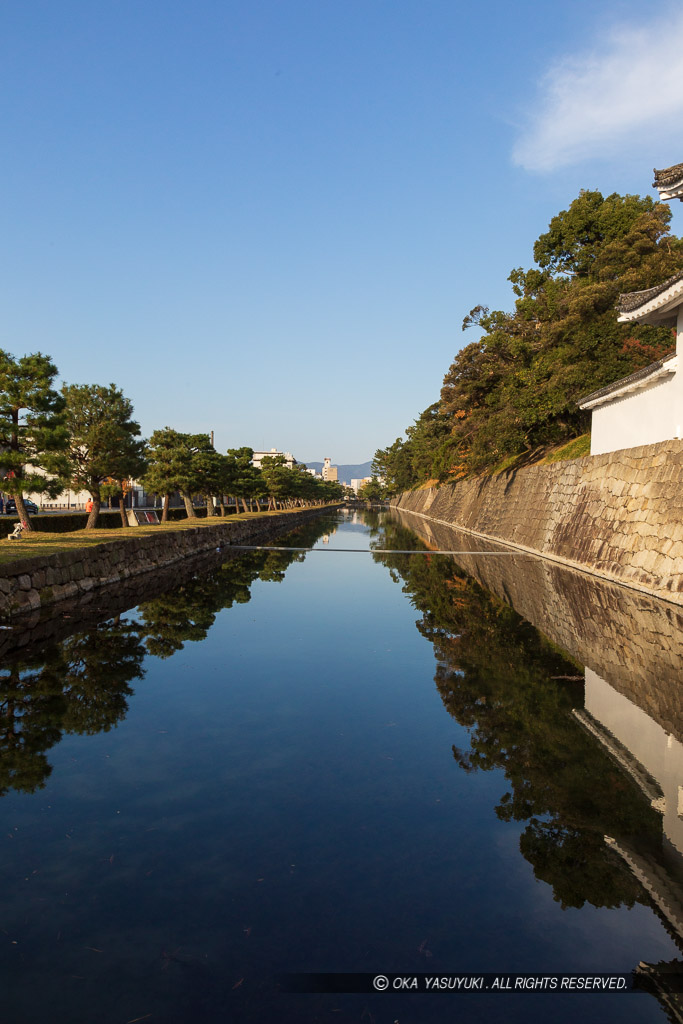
[303,460,373,483]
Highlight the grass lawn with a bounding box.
[0,509,311,569]
[542,433,591,462]
[488,434,592,475]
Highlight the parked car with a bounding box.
[4,498,39,515]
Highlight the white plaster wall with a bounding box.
[590,307,683,456]
[590,373,682,455]
[584,668,683,856]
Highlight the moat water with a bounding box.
[0,510,681,1023]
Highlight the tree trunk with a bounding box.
[205,496,213,517]
[182,494,196,518]
[162,494,169,522]
[86,497,101,529]
[9,415,34,532]
[219,498,226,517]
[14,494,34,532]
[119,497,129,527]
[241,497,249,514]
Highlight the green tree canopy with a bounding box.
[378,189,683,488]
[175,433,220,518]
[0,351,68,530]
[374,404,454,494]
[142,428,226,519]
[141,427,193,521]
[440,191,683,472]
[259,454,293,509]
[358,477,386,502]
[226,447,264,513]
[62,383,147,528]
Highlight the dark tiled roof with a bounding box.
[578,352,676,408]
[653,163,683,190]
[617,269,683,314]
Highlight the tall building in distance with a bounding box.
[322,457,338,482]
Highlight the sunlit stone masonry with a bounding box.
[391,439,683,605]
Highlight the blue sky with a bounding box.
[3,0,683,463]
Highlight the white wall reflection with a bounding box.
[583,668,683,858]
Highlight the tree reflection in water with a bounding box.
[371,519,664,913]
[138,527,316,657]
[0,517,332,796]
[0,616,145,796]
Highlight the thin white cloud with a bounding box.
[513,12,683,172]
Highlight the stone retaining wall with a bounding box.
[392,440,683,604]
[0,508,334,620]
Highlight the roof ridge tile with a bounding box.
[578,352,676,408]
[653,163,683,189]
[617,269,683,314]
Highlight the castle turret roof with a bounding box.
[616,270,683,326]
[653,163,683,201]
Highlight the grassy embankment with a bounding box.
[0,508,322,569]
[489,433,591,474]
[417,434,592,490]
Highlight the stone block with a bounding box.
[667,540,683,561]
[14,588,41,611]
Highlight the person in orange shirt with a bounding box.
[85,498,93,513]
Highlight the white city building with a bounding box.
[251,448,297,469]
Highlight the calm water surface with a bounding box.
[0,510,681,1023]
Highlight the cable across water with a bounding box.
[226,545,541,556]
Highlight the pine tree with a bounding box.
[0,351,68,531]
[62,383,146,529]
[141,427,191,521]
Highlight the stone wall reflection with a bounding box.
[376,510,683,944]
[392,508,683,743]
